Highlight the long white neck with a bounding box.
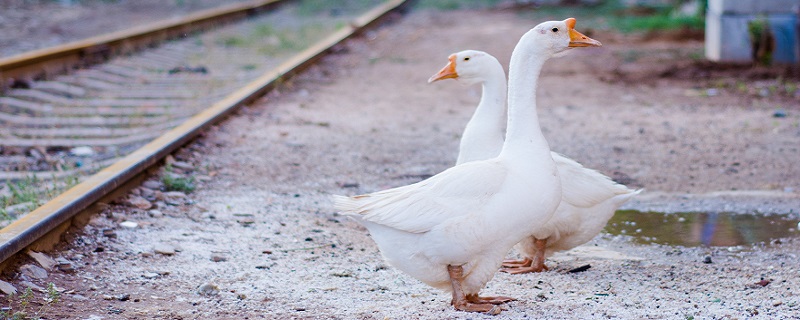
[456,61,507,165]
[500,31,551,159]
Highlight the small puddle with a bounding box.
[605,210,800,247]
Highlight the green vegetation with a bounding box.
[295,0,387,16]
[747,17,772,65]
[612,12,703,33]
[416,0,503,10]
[1,174,80,221]
[249,22,332,56]
[216,21,334,56]
[417,0,706,34]
[220,35,248,48]
[0,283,61,319]
[161,165,196,193]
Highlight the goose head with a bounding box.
[428,50,500,85]
[526,18,601,57]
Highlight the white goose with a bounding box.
[429,48,640,274]
[334,18,599,313]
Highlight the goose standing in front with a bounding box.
[429,47,640,274]
[334,18,600,313]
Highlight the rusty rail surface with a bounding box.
[0,0,409,267]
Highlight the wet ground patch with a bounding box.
[606,210,800,247]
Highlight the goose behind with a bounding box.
[429,39,639,274]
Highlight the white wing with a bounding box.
[552,152,635,208]
[334,159,507,234]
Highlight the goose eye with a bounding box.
[464,57,470,61]
[551,27,559,32]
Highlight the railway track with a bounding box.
[0,0,408,269]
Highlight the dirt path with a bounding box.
[2,8,799,319]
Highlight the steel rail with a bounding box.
[0,0,286,92]
[0,0,409,267]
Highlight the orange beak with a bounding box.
[566,18,602,47]
[428,54,459,83]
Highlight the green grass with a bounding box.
[161,165,196,193]
[295,0,387,16]
[419,0,706,34]
[416,0,503,10]
[255,23,331,56]
[1,173,81,221]
[0,283,61,319]
[613,13,704,33]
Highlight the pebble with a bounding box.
[128,196,153,210]
[210,255,227,262]
[148,209,164,218]
[0,280,16,295]
[19,281,43,292]
[238,218,255,226]
[171,161,194,171]
[139,187,154,198]
[4,202,34,216]
[20,264,48,280]
[119,221,139,229]
[142,180,163,190]
[27,250,57,270]
[197,283,220,296]
[56,257,74,272]
[154,244,176,256]
[102,229,117,238]
[163,191,188,199]
[703,256,713,264]
[143,272,160,279]
[69,146,95,157]
[773,109,787,118]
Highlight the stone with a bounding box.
[119,221,138,229]
[210,255,227,262]
[27,250,56,270]
[154,244,176,256]
[20,264,48,280]
[171,161,194,171]
[4,202,34,216]
[0,280,16,295]
[69,146,95,157]
[148,209,163,218]
[19,281,43,292]
[197,283,219,296]
[128,196,152,210]
[163,191,188,199]
[142,180,162,190]
[56,258,74,272]
[143,272,160,279]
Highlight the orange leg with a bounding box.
[501,238,549,274]
[447,265,509,314]
[501,257,532,268]
[466,293,516,305]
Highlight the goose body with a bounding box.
[335,18,600,312]
[429,47,639,274]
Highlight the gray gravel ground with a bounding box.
[1,7,799,320]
